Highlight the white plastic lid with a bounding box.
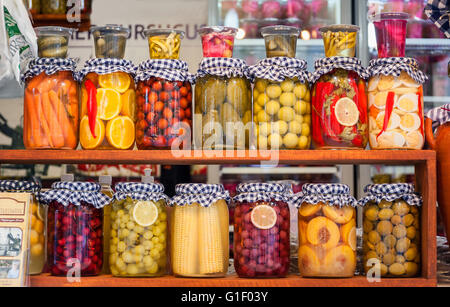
[99,175,112,185]
[141,169,154,184]
[61,174,74,182]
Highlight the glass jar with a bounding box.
[35,26,72,58]
[261,26,300,58]
[100,176,113,274]
[198,26,237,58]
[295,184,357,278]
[23,0,40,14]
[253,77,311,150]
[170,184,230,278]
[361,184,421,278]
[312,69,368,149]
[42,182,110,276]
[90,25,129,59]
[233,183,290,278]
[41,0,66,14]
[145,29,185,60]
[369,13,409,58]
[109,183,168,277]
[319,25,359,58]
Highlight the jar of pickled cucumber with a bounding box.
[78,59,137,150]
[41,0,66,14]
[109,180,168,277]
[366,58,428,150]
[41,181,111,276]
[169,184,230,278]
[294,184,358,278]
[194,58,252,150]
[248,57,311,149]
[359,184,422,278]
[311,57,369,149]
[233,183,291,278]
[0,181,45,275]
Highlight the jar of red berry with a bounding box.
[135,60,194,149]
[41,181,111,276]
[233,183,291,278]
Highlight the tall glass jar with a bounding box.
[311,58,369,149]
[367,58,427,150]
[23,0,40,14]
[294,184,358,278]
[41,181,111,276]
[0,181,45,275]
[169,184,230,278]
[233,183,290,278]
[360,184,422,278]
[194,58,252,150]
[109,182,168,277]
[41,0,66,14]
[198,27,237,58]
[100,176,113,274]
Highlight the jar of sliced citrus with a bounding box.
[294,184,358,278]
[110,181,168,277]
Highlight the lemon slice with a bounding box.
[99,72,131,93]
[334,98,360,127]
[80,116,105,149]
[133,201,158,227]
[251,205,277,230]
[97,88,122,121]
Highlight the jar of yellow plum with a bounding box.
[294,184,357,278]
[110,182,168,277]
[0,181,45,275]
[366,58,428,150]
[360,184,422,278]
[169,184,230,278]
[248,58,312,149]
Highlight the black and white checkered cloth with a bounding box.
[40,181,111,208]
[196,57,249,79]
[425,0,450,38]
[310,57,369,84]
[233,182,292,205]
[135,59,195,83]
[77,58,137,82]
[169,183,231,207]
[21,58,77,84]
[293,183,358,208]
[247,57,311,83]
[268,180,295,195]
[367,58,428,85]
[0,180,40,193]
[114,182,168,202]
[358,184,422,207]
[426,103,450,131]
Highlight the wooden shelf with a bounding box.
[30,274,437,288]
[30,13,91,32]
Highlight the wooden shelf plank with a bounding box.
[30,274,437,287]
[0,150,436,166]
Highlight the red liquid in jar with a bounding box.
[201,33,235,58]
[374,19,407,58]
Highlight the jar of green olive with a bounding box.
[359,184,422,278]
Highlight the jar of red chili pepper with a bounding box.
[366,58,428,150]
[311,57,369,149]
[41,180,111,276]
[135,60,194,149]
[233,183,291,278]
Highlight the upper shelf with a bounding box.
[0,150,435,166]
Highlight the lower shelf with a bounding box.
[30,274,437,287]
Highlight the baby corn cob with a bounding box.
[172,204,198,276]
[198,205,224,275]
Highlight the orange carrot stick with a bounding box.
[41,92,65,148]
[24,91,41,148]
[34,94,51,148]
[26,73,45,92]
[48,90,77,149]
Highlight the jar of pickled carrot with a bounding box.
[78,59,137,150]
[169,184,230,278]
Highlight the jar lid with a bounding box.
[196,58,249,79]
[21,58,77,84]
[247,57,310,83]
[114,182,168,203]
[358,183,422,207]
[169,183,231,207]
[367,57,428,85]
[77,58,137,82]
[135,59,195,83]
[0,180,41,193]
[234,182,291,205]
[144,29,185,39]
[90,24,130,36]
[310,56,369,84]
[293,183,358,208]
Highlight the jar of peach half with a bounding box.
[294,184,358,278]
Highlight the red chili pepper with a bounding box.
[352,134,363,147]
[85,80,97,138]
[312,82,328,147]
[377,91,395,139]
[357,80,368,125]
[417,87,424,136]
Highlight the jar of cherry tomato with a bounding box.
[366,58,428,150]
[135,60,194,149]
[311,57,369,149]
[233,183,291,278]
[41,181,111,276]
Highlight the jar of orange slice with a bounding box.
[294,184,358,278]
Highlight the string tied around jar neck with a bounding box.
[358,183,423,207]
[168,183,231,208]
[293,183,358,208]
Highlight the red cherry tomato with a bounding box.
[154,101,164,113]
[159,91,170,102]
[148,91,158,104]
[184,108,191,119]
[152,81,162,92]
[163,107,173,120]
[158,118,168,130]
[180,97,188,109]
[180,87,188,97]
[164,82,174,92]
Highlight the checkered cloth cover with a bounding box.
[114,182,168,202]
[367,58,428,85]
[168,183,231,207]
[246,57,311,83]
[135,59,195,83]
[424,0,450,38]
[196,57,249,79]
[310,56,369,84]
[21,58,77,84]
[77,58,137,82]
[293,183,358,208]
[233,182,292,205]
[426,103,450,131]
[40,181,111,208]
[0,180,40,193]
[358,184,423,207]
